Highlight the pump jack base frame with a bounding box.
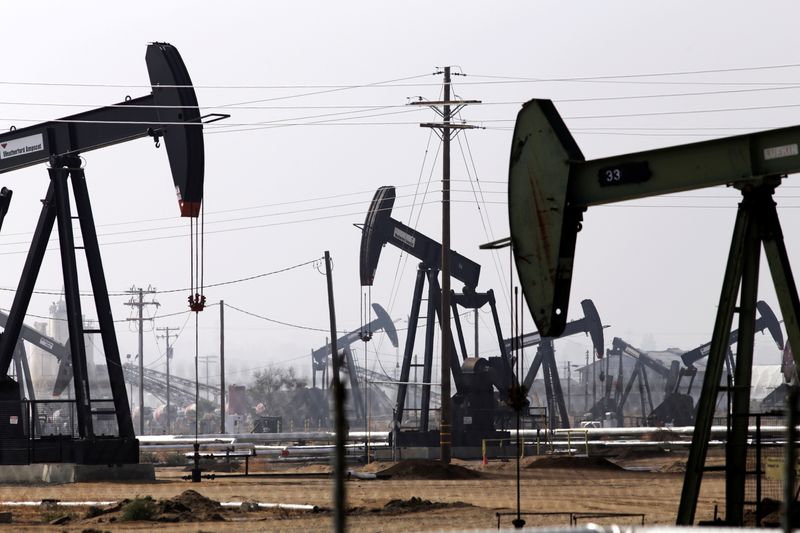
[0,462,154,483]
[677,180,800,526]
[0,157,138,467]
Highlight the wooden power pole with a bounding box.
[410,67,480,463]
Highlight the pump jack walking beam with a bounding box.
[508,99,800,525]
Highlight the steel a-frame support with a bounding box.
[393,265,463,431]
[677,180,800,525]
[521,339,570,428]
[0,156,134,443]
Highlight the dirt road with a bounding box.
[0,454,725,531]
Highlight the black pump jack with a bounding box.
[0,43,209,464]
[310,303,399,422]
[361,186,550,446]
[601,301,783,427]
[503,299,605,429]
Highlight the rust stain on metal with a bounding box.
[529,163,555,288]
[510,133,531,166]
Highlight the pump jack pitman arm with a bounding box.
[0,43,207,217]
[509,99,800,337]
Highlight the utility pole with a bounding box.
[219,300,225,435]
[125,285,159,435]
[199,355,218,402]
[156,326,178,434]
[584,350,589,412]
[565,362,571,416]
[410,66,480,464]
[474,308,479,357]
[324,251,346,533]
[588,352,592,410]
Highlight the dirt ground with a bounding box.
[0,451,727,532]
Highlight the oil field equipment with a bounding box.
[360,185,525,447]
[0,309,70,400]
[507,99,800,525]
[121,363,218,408]
[503,299,605,428]
[310,302,398,422]
[589,337,680,427]
[655,300,784,425]
[602,301,782,427]
[0,43,209,465]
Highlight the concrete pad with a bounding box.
[0,463,154,483]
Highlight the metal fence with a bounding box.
[495,511,645,529]
[743,412,797,527]
[0,398,124,441]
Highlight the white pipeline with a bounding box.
[0,501,116,506]
[0,500,319,512]
[220,501,319,511]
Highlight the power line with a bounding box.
[223,301,347,334]
[0,199,498,255]
[7,196,800,258]
[0,73,435,91]
[4,62,800,91]
[0,181,447,238]
[11,101,800,133]
[467,62,800,82]
[0,258,322,297]
[10,82,800,113]
[563,102,800,120]
[10,78,800,113]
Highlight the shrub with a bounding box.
[120,496,157,521]
[139,451,157,464]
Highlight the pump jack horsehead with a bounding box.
[0,43,221,465]
[507,99,800,525]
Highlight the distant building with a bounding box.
[24,296,97,399]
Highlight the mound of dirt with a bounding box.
[525,455,623,471]
[383,497,472,512]
[157,490,223,521]
[377,460,481,480]
[659,461,686,473]
[83,490,225,524]
[744,498,781,527]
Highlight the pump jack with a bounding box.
[0,43,207,465]
[360,186,524,447]
[507,99,800,525]
[596,302,782,427]
[310,303,399,422]
[602,338,681,426]
[502,299,605,428]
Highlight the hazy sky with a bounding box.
[0,1,796,390]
